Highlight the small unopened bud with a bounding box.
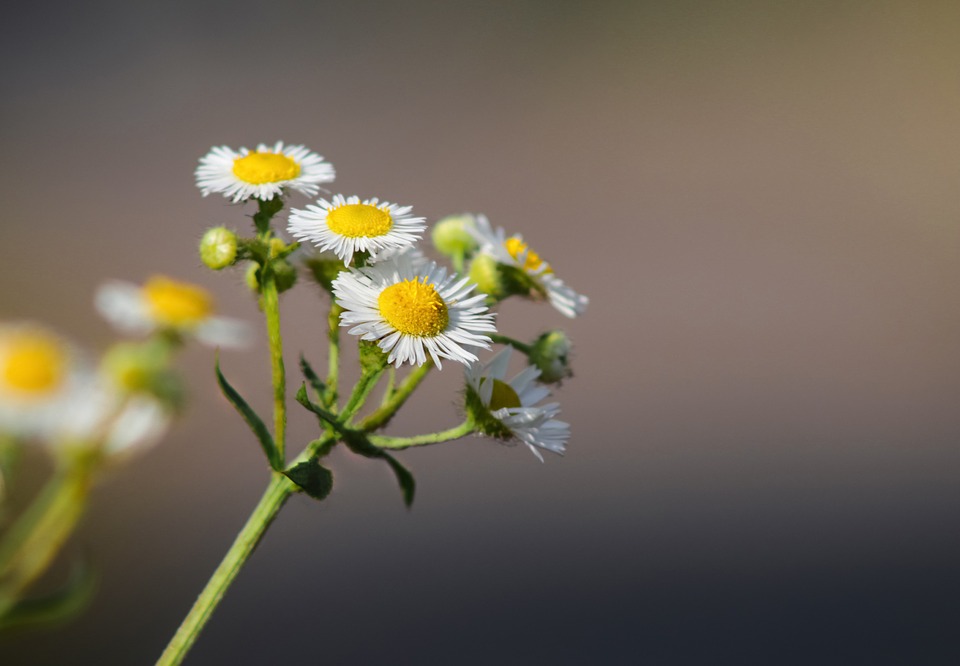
[244,262,261,292]
[529,330,573,384]
[468,253,505,300]
[432,214,479,258]
[101,342,183,408]
[200,227,238,270]
[272,259,298,294]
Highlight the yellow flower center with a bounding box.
[326,204,394,238]
[378,279,449,337]
[484,378,522,410]
[144,276,214,326]
[1,334,67,396]
[232,152,301,185]
[505,237,552,274]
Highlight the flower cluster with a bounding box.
[195,140,586,459]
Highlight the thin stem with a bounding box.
[380,366,396,406]
[340,365,386,424]
[325,303,342,408]
[156,471,297,666]
[0,456,95,618]
[369,420,474,449]
[360,360,433,432]
[490,333,532,354]
[261,272,286,463]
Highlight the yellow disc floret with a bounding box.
[378,279,449,337]
[505,237,552,275]
[232,152,301,185]
[485,378,522,411]
[144,276,214,327]
[1,333,67,396]
[326,204,394,238]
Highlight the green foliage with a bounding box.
[215,355,281,470]
[283,461,333,501]
[0,560,97,632]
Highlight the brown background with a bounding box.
[2,1,959,664]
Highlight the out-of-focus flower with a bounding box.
[96,275,249,347]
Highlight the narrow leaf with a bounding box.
[284,461,333,501]
[215,355,281,470]
[299,354,327,396]
[381,453,416,507]
[0,560,97,631]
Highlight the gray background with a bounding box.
[2,1,959,663]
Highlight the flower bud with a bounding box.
[468,253,505,300]
[431,214,479,258]
[529,330,573,384]
[272,259,298,294]
[244,262,261,292]
[101,342,183,409]
[199,227,238,270]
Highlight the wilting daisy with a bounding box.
[96,275,249,347]
[332,256,496,368]
[195,142,335,203]
[465,347,570,461]
[0,324,89,439]
[288,195,426,266]
[469,214,588,318]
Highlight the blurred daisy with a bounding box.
[466,347,569,461]
[470,215,588,318]
[0,324,89,439]
[61,387,171,459]
[96,275,249,347]
[195,142,335,203]
[332,256,496,368]
[288,195,426,266]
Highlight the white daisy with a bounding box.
[60,385,171,458]
[96,275,249,347]
[195,141,335,203]
[470,215,589,318]
[332,255,496,368]
[288,195,426,266]
[466,347,570,461]
[0,324,91,439]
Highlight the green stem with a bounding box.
[261,272,286,463]
[325,303,342,408]
[0,456,95,618]
[369,420,474,450]
[490,333,532,354]
[340,366,386,424]
[360,360,433,432]
[380,367,396,406]
[156,471,297,666]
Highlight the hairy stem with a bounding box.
[360,360,433,432]
[369,420,475,449]
[261,272,286,463]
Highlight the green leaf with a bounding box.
[0,559,97,632]
[358,340,388,375]
[299,355,327,397]
[284,461,333,501]
[215,355,281,470]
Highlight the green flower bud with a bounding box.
[468,253,505,299]
[199,227,238,270]
[529,330,573,384]
[101,342,183,409]
[305,256,346,293]
[272,259,298,294]
[431,214,479,258]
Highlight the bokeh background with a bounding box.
[2,0,960,663]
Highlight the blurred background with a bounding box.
[2,0,959,663]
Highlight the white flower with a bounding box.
[60,386,171,458]
[0,324,90,439]
[288,195,426,266]
[195,142,335,203]
[332,255,496,368]
[466,347,570,461]
[96,275,249,347]
[470,214,588,318]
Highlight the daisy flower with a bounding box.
[96,275,249,347]
[195,141,335,203]
[332,256,496,368]
[465,347,570,461]
[288,195,426,266]
[470,214,589,318]
[0,324,90,439]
